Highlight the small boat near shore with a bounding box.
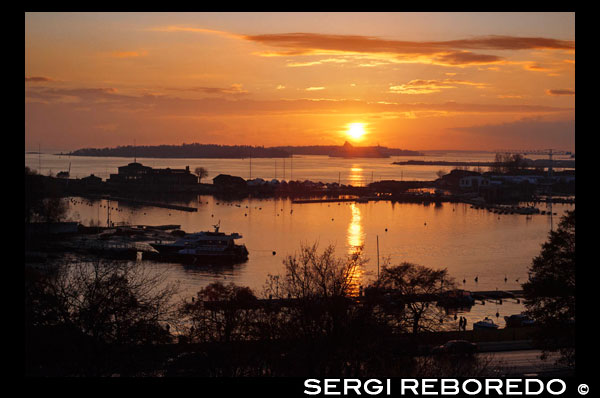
[150,222,249,264]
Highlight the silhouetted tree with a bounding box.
[26,260,178,345]
[194,166,208,183]
[372,263,456,334]
[25,166,68,223]
[522,210,575,367]
[179,281,258,343]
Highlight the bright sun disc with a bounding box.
[347,123,366,140]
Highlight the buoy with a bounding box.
[475,276,478,283]
[495,311,499,318]
[272,251,276,255]
[385,228,388,232]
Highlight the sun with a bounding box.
[346,123,367,141]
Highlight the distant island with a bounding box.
[393,159,575,169]
[65,143,424,159]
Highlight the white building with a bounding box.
[459,176,490,189]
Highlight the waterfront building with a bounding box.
[107,162,197,186]
[213,174,248,188]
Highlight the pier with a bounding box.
[83,194,198,212]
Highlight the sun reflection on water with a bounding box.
[347,203,364,250]
[346,203,367,296]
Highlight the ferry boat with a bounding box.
[473,317,499,330]
[150,223,249,264]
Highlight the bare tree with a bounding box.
[27,260,179,345]
[372,262,456,334]
[194,166,208,183]
[264,243,366,300]
[179,281,258,343]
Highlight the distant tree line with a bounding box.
[67,143,423,159]
[69,144,290,158]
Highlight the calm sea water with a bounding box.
[25,151,573,185]
[25,151,574,328]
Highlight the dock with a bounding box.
[82,194,198,212]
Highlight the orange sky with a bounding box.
[25,12,575,152]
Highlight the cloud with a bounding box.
[305,87,325,91]
[546,89,575,96]
[25,76,53,82]
[449,117,574,149]
[241,32,573,66]
[287,58,349,67]
[433,51,503,66]
[524,63,551,72]
[25,85,573,118]
[389,79,488,94]
[168,84,248,95]
[438,36,574,51]
[152,27,573,67]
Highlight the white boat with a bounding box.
[150,222,248,264]
[473,317,499,330]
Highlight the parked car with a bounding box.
[431,340,477,356]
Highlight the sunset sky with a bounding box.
[25,12,575,152]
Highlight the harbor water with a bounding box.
[26,151,574,329]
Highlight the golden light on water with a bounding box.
[347,203,364,251]
[346,203,366,296]
[348,165,365,186]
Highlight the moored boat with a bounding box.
[473,317,499,330]
[150,223,249,264]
